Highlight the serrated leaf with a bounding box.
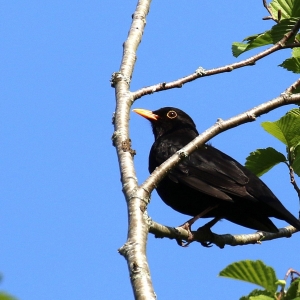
[270,18,299,42]
[279,57,300,73]
[270,0,300,19]
[219,260,277,293]
[289,108,300,116]
[249,296,274,300]
[240,289,274,300]
[262,110,300,148]
[280,110,300,147]
[232,32,272,58]
[232,18,298,58]
[245,148,286,177]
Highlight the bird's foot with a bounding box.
[175,207,219,247]
[176,217,220,247]
[195,223,215,247]
[176,222,194,247]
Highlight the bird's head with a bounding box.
[133,107,198,139]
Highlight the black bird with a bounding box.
[133,107,300,235]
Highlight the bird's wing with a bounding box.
[168,171,234,201]
[151,141,253,201]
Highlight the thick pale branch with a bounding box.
[113,0,156,299]
[132,20,300,100]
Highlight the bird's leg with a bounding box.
[182,216,221,248]
[196,217,220,247]
[176,205,218,247]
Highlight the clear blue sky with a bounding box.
[1,1,299,299]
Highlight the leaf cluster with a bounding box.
[219,260,300,300]
[232,0,300,74]
[245,108,300,178]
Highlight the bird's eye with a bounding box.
[166,110,177,119]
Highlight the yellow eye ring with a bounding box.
[167,110,177,119]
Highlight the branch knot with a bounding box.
[121,139,136,157]
[280,92,292,103]
[127,188,151,205]
[111,130,121,146]
[177,149,189,158]
[110,71,131,87]
[195,66,206,76]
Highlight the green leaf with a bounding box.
[232,18,299,57]
[232,42,250,57]
[240,289,274,300]
[249,296,274,300]
[292,141,300,175]
[232,32,273,58]
[291,85,300,93]
[261,109,300,148]
[245,148,286,177]
[292,47,300,57]
[292,151,300,176]
[261,122,288,145]
[275,279,286,287]
[270,0,300,19]
[285,278,300,299]
[0,292,18,300]
[243,34,261,42]
[219,260,278,293]
[289,108,300,116]
[270,18,299,42]
[279,57,300,73]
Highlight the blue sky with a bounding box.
[1,1,299,299]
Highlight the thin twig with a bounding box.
[263,0,274,18]
[284,162,300,199]
[284,268,300,281]
[285,78,300,94]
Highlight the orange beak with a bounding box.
[132,108,159,121]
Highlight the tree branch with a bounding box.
[147,217,298,248]
[285,78,300,94]
[132,20,300,100]
[112,1,156,299]
[262,0,277,22]
[139,93,300,196]
[284,162,300,200]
